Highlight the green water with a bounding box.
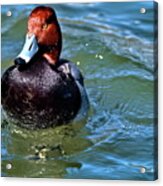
[1,2,157,180]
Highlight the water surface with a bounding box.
[1,1,157,180]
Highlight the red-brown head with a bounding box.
[15,6,62,65]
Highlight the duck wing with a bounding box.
[57,59,89,119]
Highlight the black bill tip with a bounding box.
[14,57,26,66]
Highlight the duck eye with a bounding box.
[42,23,48,30]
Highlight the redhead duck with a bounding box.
[1,6,89,130]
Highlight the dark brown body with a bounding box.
[1,58,81,129]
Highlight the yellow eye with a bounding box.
[42,23,48,30]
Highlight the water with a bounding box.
[1,2,157,180]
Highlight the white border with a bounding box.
[0,0,154,5]
[1,0,162,186]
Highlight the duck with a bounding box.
[1,6,89,130]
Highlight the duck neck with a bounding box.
[43,47,61,65]
[42,28,62,65]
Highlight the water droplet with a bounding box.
[95,54,103,60]
[76,61,80,65]
[38,149,47,159]
[99,55,103,60]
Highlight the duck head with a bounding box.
[14,6,62,66]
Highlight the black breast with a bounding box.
[1,59,81,129]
